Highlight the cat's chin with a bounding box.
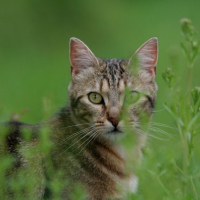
[98,127,125,141]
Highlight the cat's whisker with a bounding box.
[130,121,175,133]
[150,126,172,136]
[73,131,95,152]
[132,127,146,135]
[128,123,142,129]
[58,126,92,145]
[85,131,101,149]
[68,130,98,155]
[152,109,165,113]
[60,122,92,130]
[60,128,92,144]
[133,127,168,141]
[147,133,169,141]
[134,127,169,141]
[62,128,95,154]
[150,122,176,130]
[132,128,155,143]
[126,124,140,129]
[90,130,101,144]
[149,127,174,139]
[59,126,94,145]
[78,130,100,154]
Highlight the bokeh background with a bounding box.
[0,0,200,199]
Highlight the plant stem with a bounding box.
[156,175,171,198]
[190,176,198,200]
[177,123,188,174]
[187,62,193,99]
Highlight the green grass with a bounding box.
[1,1,200,199]
[135,19,200,200]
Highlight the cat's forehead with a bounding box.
[103,58,125,73]
[99,58,128,89]
[103,58,124,65]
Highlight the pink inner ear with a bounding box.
[154,66,156,75]
[69,38,99,76]
[136,37,158,76]
[149,66,156,75]
[70,65,79,75]
[147,44,157,66]
[70,40,81,75]
[147,43,157,75]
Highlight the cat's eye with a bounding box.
[125,91,141,104]
[88,92,103,104]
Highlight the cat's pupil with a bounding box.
[125,91,140,104]
[88,92,103,104]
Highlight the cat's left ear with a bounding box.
[129,37,158,79]
[69,37,99,76]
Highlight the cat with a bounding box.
[2,37,158,200]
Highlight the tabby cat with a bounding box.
[3,37,158,200]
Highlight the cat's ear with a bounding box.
[129,37,158,79]
[69,37,99,76]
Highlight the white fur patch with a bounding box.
[102,79,109,93]
[127,175,138,193]
[118,79,125,92]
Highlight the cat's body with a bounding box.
[2,37,158,199]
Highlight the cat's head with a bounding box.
[68,37,158,138]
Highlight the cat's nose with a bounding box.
[107,107,120,127]
[108,117,119,128]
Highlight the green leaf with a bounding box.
[181,42,191,61]
[188,112,200,130]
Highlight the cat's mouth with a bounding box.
[107,127,122,134]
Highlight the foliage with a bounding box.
[145,18,200,200]
[0,1,200,198]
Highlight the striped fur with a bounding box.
[3,37,158,199]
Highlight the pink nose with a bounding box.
[107,107,120,127]
[107,107,119,128]
[108,117,119,127]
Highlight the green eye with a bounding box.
[88,92,103,104]
[126,91,141,104]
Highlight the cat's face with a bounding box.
[68,38,158,138]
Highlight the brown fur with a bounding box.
[2,37,158,199]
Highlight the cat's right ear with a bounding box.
[69,37,99,76]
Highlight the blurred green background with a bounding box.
[0,0,200,199]
[1,0,200,123]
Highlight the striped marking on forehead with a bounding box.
[101,79,110,93]
[100,78,125,94]
[118,79,125,92]
[103,59,125,89]
[99,59,127,93]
